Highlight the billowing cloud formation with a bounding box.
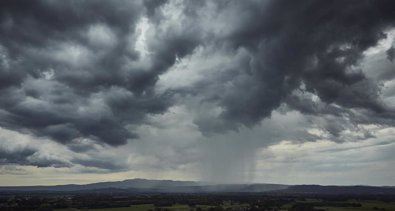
[0,0,197,146]
[198,0,394,132]
[0,134,70,168]
[156,0,395,139]
[0,0,395,183]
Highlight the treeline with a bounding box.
[1,192,395,211]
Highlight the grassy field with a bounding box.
[55,204,155,211]
[284,200,395,211]
[55,202,239,211]
[324,201,395,211]
[362,201,395,210]
[55,204,202,211]
[55,200,395,211]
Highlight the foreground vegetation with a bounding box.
[1,192,394,211]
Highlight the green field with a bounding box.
[55,204,150,211]
[55,200,395,211]
[55,204,155,211]
[322,202,395,211]
[288,200,395,211]
[55,202,242,211]
[55,204,205,211]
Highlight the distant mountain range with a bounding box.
[0,178,394,195]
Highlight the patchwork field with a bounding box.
[54,200,395,211]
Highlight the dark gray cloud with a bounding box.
[0,143,70,168]
[216,0,394,126]
[388,47,395,62]
[0,0,395,165]
[169,0,395,138]
[0,147,35,165]
[144,0,168,17]
[0,0,200,147]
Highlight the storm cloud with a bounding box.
[189,0,395,134]
[0,0,395,184]
[0,136,70,168]
[0,0,200,146]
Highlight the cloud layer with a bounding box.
[0,0,395,185]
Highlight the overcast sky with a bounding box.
[0,0,395,186]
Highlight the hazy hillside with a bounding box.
[0,179,394,195]
[0,179,288,192]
